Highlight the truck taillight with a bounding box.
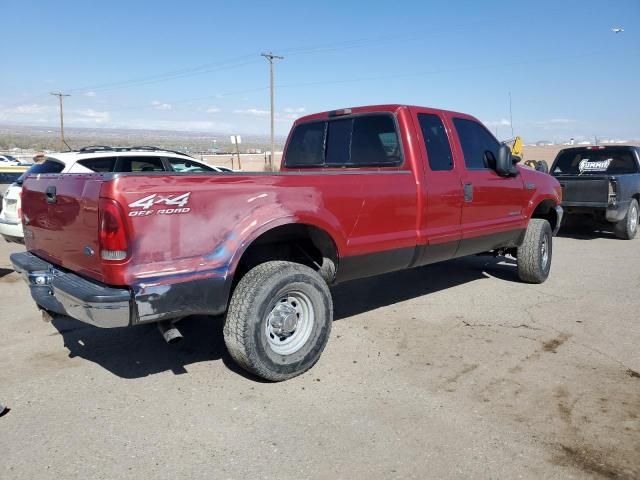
[608,178,618,206]
[99,199,129,261]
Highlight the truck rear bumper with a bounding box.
[561,201,628,223]
[10,251,132,328]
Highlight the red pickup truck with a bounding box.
[11,105,562,381]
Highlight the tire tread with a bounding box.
[223,261,331,381]
[517,218,551,284]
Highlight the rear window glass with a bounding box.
[351,115,401,165]
[553,149,638,175]
[325,119,352,165]
[78,157,116,172]
[18,159,64,183]
[285,114,402,168]
[285,122,326,166]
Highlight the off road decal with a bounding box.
[128,193,191,216]
[578,158,612,173]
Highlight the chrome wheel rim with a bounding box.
[265,291,314,355]
[541,235,550,270]
[630,205,638,233]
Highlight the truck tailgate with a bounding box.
[22,174,105,281]
[556,176,609,206]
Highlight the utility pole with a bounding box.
[261,52,284,170]
[508,92,514,138]
[50,92,70,151]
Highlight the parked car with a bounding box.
[0,146,227,242]
[0,165,29,213]
[11,105,562,381]
[0,155,20,166]
[551,145,640,239]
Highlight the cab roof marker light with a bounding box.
[329,108,352,117]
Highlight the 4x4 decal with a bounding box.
[128,193,191,217]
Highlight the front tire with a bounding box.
[223,261,333,381]
[614,199,639,240]
[517,218,553,284]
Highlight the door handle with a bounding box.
[463,183,473,202]
[45,186,57,204]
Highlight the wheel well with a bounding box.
[531,200,558,232]
[234,224,339,286]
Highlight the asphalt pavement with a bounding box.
[0,231,638,479]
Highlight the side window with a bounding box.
[418,114,453,171]
[351,115,401,165]
[325,119,352,165]
[167,158,214,172]
[453,118,500,170]
[78,157,116,172]
[117,156,164,172]
[284,122,326,167]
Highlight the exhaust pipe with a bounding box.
[157,321,183,344]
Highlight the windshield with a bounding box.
[17,158,65,184]
[552,148,638,175]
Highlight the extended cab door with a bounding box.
[448,116,525,255]
[411,108,463,265]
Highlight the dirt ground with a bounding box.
[1,230,639,479]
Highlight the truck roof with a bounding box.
[295,104,477,124]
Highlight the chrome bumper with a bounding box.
[553,205,563,236]
[10,251,132,328]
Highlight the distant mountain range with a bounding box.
[0,123,286,152]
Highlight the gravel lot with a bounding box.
[1,232,638,479]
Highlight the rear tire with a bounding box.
[517,219,553,284]
[614,199,638,240]
[223,261,333,381]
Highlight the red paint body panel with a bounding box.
[22,104,561,295]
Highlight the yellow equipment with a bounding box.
[504,136,549,173]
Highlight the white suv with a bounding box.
[0,146,229,243]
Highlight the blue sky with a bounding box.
[1,0,639,142]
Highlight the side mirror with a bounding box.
[535,160,549,174]
[496,143,517,176]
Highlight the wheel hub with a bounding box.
[269,303,299,337]
[541,236,549,269]
[265,291,315,356]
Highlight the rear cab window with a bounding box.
[552,148,639,175]
[284,113,403,168]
